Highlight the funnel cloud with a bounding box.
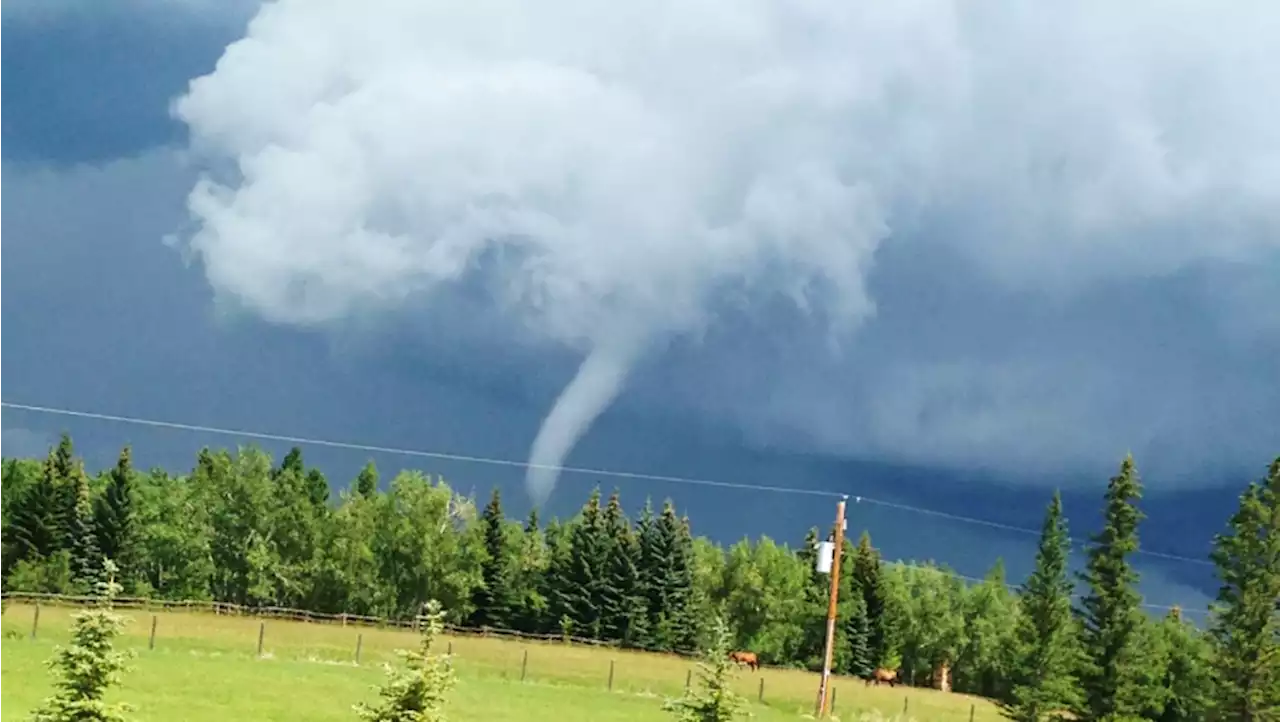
[172,0,1280,495]
[525,338,643,506]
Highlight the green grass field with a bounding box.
[1,603,999,721]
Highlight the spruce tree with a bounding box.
[1002,491,1083,722]
[649,501,696,651]
[599,491,645,644]
[31,559,134,722]
[278,447,305,480]
[1208,457,1280,722]
[663,614,745,722]
[68,462,104,593]
[675,515,700,651]
[846,592,874,678]
[564,488,609,638]
[1156,607,1212,722]
[355,599,456,722]
[8,455,68,565]
[50,435,79,553]
[469,489,513,629]
[306,468,330,507]
[355,461,379,498]
[852,531,889,666]
[513,508,549,633]
[1076,455,1147,721]
[635,499,662,649]
[93,447,137,588]
[541,518,575,635]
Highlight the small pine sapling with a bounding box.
[663,615,745,722]
[31,558,134,722]
[354,599,457,722]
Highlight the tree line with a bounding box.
[2,436,1277,721]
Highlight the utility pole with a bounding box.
[814,495,848,718]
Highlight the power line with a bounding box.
[851,495,1215,566]
[0,400,1217,568]
[0,402,839,499]
[898,563,1211,616]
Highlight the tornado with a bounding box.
[525,339,642,506]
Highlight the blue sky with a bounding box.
[4,0,1278,617]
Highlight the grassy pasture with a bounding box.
[1,603,999,721]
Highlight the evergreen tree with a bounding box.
[541,518,574,635]
[68,461,104,593]
[31,559,134,722]
[513,508,549,633]
[278,447,305,480]
[634,499,662,649]
[557,488,608,638]
[675,515,700,651]
[93,447,137,588]
[1155,607,1213,722]
[356,461,379,498]
[663,614,745,722]
[852,531,890,666]
[306,469,330,507]
[1003,491,1082,722]
[355,599,456,722]
[846,592,874,678]
[469,489,513,629]
[647,501,696,651]
[599,491,645,644]
[1076,455,1148,722]
[796,527,827,667]
[7,455,68,568]
[1208,457,1280,722]
[50,434,80,553]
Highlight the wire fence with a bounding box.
[0,591,617,648]
[0,591,1005,719]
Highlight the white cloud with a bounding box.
[166,0,1280,485]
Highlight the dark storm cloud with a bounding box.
[3,0,1273,614]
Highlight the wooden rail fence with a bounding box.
[0,591,618,648]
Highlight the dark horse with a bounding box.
[865,667,902,687]
[728,651,760,672]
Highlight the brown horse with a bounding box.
[728,651,760,672]
[865,667,901,687]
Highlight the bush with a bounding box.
[354,599,456,722]
[663,615,745,722]
[30,559,134,722]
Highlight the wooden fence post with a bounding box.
[149,615,158,650]
[355,633,364,664]
[257,621,266,657]
[31,604,40,639]
[903,696,909,716]
[685,669,692,690]
[830,686,837,715]
[758,677,765,702]
[970,702,976,722]
[521,649,529,681]
[447,640,453,656]
[608,659,615,691]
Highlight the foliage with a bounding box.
[354,599,456,722]
[1075,455,1149,722]
[93,447,138,591]
[469,489,513,629]
[1002,492,1083,722]
[30,559,134,722]
[1154,607,1213,722]
[853,531,892,667]
[663,615,745,722]
[1207,457,1280,722]
[0,436,1266,716]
